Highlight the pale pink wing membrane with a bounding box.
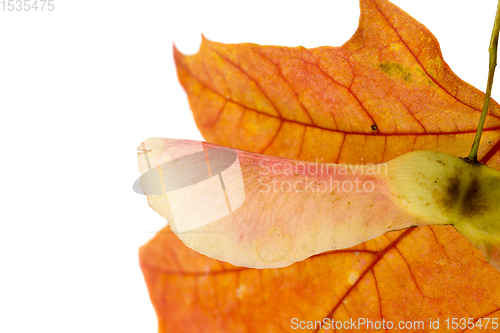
[138,138,428,268]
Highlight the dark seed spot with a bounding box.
[371,124,378,131]
[444,177,461,210]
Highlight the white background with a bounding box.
[0,0,498,332]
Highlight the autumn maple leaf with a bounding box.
[138,0,500,331]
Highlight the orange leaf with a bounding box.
[140,0,500,331]
[174,1,500,165]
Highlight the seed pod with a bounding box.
[137,137,500,271]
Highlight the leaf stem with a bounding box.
[467,0,500,163]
